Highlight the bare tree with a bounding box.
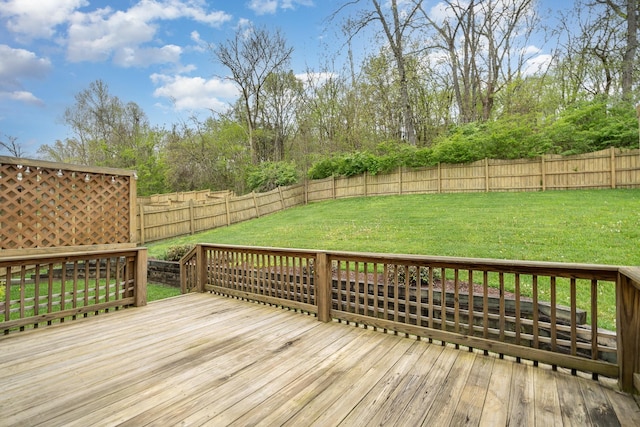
[418,0,538,123]
[212,25,293,164]
[337,0,422,145]
[0,133,25,157]
[595,0,639,100]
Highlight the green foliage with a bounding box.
[544,99,639,155]
[164,244,195,261]
[246,161,299,192]
[307,143,435,179]
[307,157,339,180]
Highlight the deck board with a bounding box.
[1,292,639,427]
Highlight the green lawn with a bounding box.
[145,189,639,330]
[147,189,639,266]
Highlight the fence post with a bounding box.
[278,186,285,210]
[225,196,231,226]
[398,167,403,195]
[252,192,260,218]
[617,267,640,393]
[485,158,490,192]
[541,155,547,191]
[332,176,336,199]
[610,147,617,189]
[316,252,332,322]
[139,204,146,245]
[134,248,148,307]
[189,199,195,234]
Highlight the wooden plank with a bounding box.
[507,363,535,426]
[24,302,322,426]
[556,371,591,426]
[578,376,621,426]
[224,326,378,426]
[532,367,563,425]
[336,341,432,426]
[479,354,513,426]
[449,353,495,425]
[285,335,417,426]
[420,350,477,425]
[602,386,640,427]
[2,293,640,426]
[113,319,343,426]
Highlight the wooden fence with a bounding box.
[180,243,640,394]
[137,147,640,243]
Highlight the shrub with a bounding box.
[246,161,299,193]
[307,157,338,180]
[164,244,195,261]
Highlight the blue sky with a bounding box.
[0,0,568,157]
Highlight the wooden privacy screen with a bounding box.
[0,157,136,252]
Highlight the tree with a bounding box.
[595,0,639,100]
[418,0,539,123]
[212,25,294,164]
[164,116,250,194]
[0,133,25,157]
[259,70,304,162]
[337,0,422,145]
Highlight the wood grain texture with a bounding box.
[1,292,638,426]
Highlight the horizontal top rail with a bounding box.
[0,247,145,266]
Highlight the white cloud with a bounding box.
[248,0,313,15]
[0,45,52,84]
[281,0,314,10]
[151,73,238,112]
[248,0,278,15]
[0,90,44,106]
[0,45,51,105]
[113,45,183,68]
[0,0,87,39]
[295,71,334,86]
[2,1,232,67]
[523,53,553,76]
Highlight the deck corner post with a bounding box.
[134,248,148,307]
[616,268,640,393]
[197,244,207,293]
[316,251,332,322]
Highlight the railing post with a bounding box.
[134,248,148,307]
[196,244,207,293]
[617,267,640,393]
[316,252,332,322]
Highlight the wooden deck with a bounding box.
[2,293,639,426]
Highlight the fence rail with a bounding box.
[138,148,640,244]
[0,248,147,334]
[181,243,640,393]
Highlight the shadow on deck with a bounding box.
[2,293,639,426]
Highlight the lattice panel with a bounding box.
[0,163,131,249]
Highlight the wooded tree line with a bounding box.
[30,0,640,195]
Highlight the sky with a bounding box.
[0,0,568,158]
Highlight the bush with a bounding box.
[307,157,338,180]
[246,161,299,193]
[164,244,195,261]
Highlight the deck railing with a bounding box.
[181,243,640,393]
[1,248,147,334]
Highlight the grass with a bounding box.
[147,189,640,265]
[145,189,640,331]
